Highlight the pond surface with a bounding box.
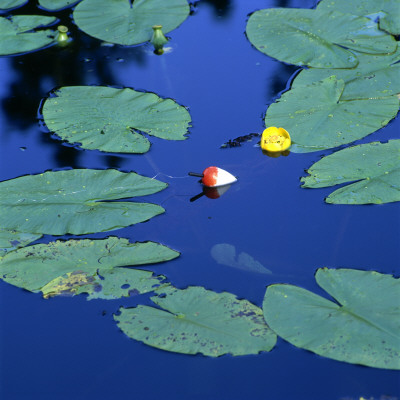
[1,0,399,399]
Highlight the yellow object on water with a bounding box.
[261,127,291,152]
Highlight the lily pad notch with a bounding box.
[263,268,400,370]
[41,86,192,154]
[0,15,59,56]
[73,0,190,46]
[0,237,180,300]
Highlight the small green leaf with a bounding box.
[263,268,400,369]
[38,0,80,11]
[0,230,42,257]
[301,140,400,204]
[317,0,400,35]
[0,0,27,10]
[73,0,190,46]
[292,48,400,100]
[42,86,192,153]
[264,76,399,153]
[115,286,277,356]
[0,15,58,56]
[0,237,179,300]
[246,8,397,68]
[0,169,167,235]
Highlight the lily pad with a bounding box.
[211,243,272,275]
[301,140,400,204]
[115,286,277,356]
[292,48,400,100]
[0,230,42,257]
[263,268,400,369]
[264,76,399,153]
[73,0,190,46]
[317,0,400,35]
[246,8,397,68]
[0,237,179,300]
[38,0,80,11]
[0,169,167,235]
[0,0,27,10]
[42,86,191,153]
[0,15,58,55]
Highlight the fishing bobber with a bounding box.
[189,166,237,188]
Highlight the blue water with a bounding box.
[1,1,399,399]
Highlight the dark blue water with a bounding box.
[1,1,399,399]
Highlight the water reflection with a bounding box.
[1,3,148,170]
[200,0,233,18]
[190,184,232,202]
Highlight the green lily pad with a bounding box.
[0,0,27,10]
[317,0,400,35]
[264,76,399,153]
[115,286,277,357]
[0,230,42,257]
[0,237,179,300]
[301,140,400,204]
[73,0,190,46]
[38,0,80,11]
[246,8,397,68]
[0,169,167,235]
[42,86,191,153]
[292,48,400,100]
[263,268,400,369]
[0,15,58,56]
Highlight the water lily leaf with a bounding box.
[292,48,400,100]
[0,15,57,56]
[0,0,27,10]
[301,140,400,204]
[263,268,400,369]
[0,230,42,257]
[38,0,80,11]
[115,286,277,357]
[211,243,272,275]
[42,86,191,153]
[317,0,400,35]
[264,76,399,153]
[0,237,178,300]
[0,169,167,235]
[246,8,397,68]
[73,0,190,46]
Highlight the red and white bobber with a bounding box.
[189,166,237,187]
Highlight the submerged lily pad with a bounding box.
[317,0,400,35]
[0,237,179,300]
[0,15,57,56]
[38,0,80,11]
[73,0,190,46]
[0,230,42,257]
[42,86,191,153]
[292,48,400,100]
[264,76,399,153]
[0,169,167,235]
[263,268,400,369]
[211,243,272,275]
[301,140,400,204]
[0,0,27,10]
[115,286,277,356]
[246,8,397,68]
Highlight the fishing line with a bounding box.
[150,172,192,180]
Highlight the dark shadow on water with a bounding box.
[199,0,233,18]
[1,3,146,134]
